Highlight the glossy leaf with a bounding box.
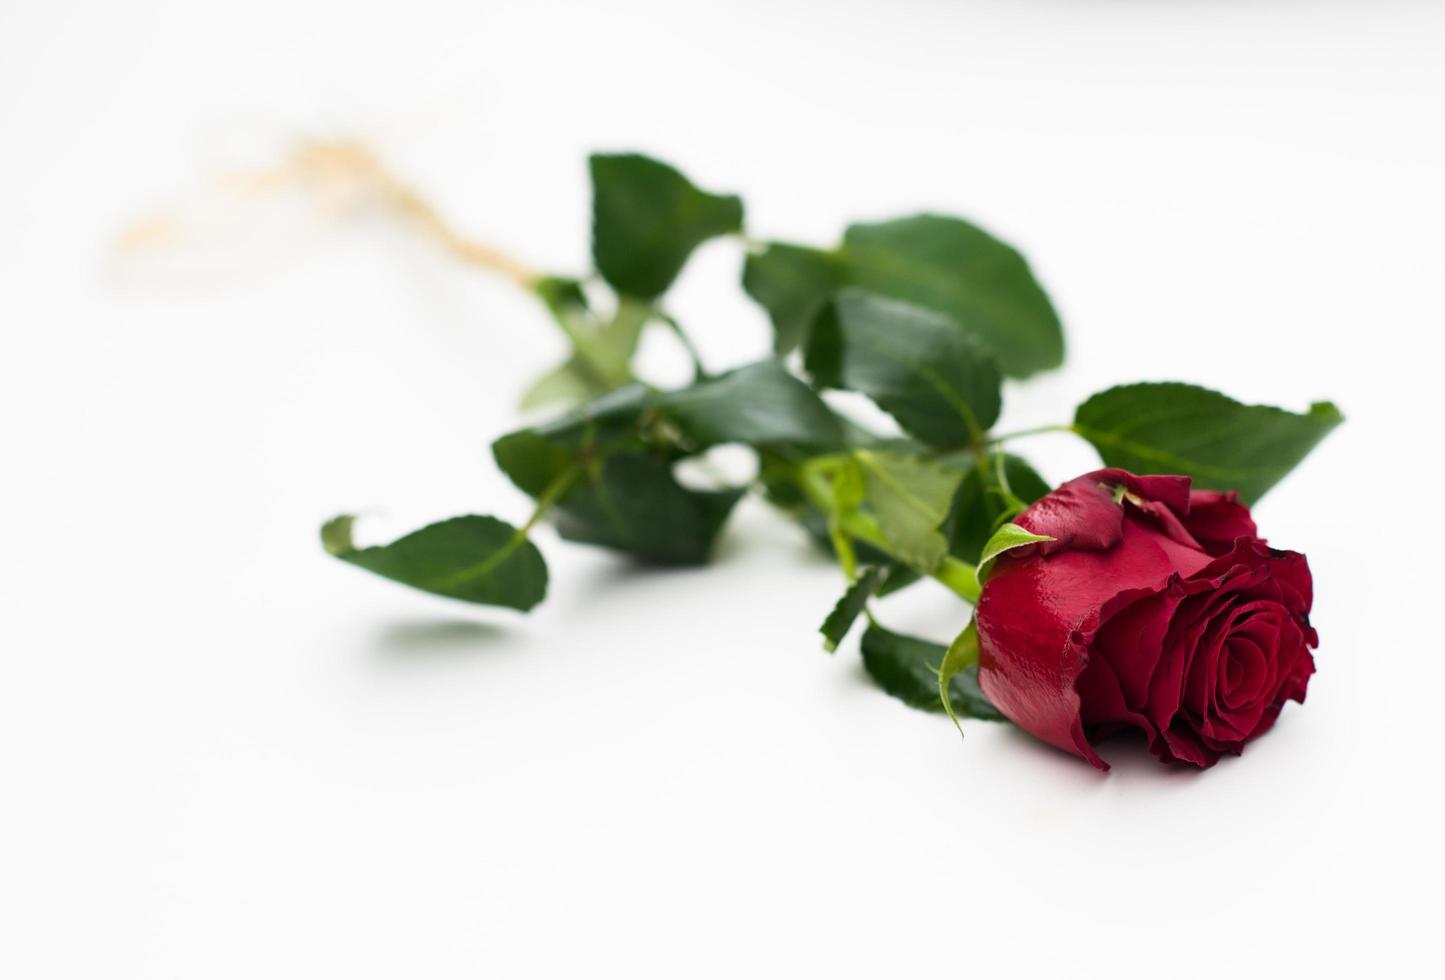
[977,522,1055,571]
[820,566,887,652]
[498,449,742,567]
[1073,383,1344,503]
[590,153,743,299]
[551,453,743,564]
[656,359,845,452]
[494,405,742,567]
[741,243,844,354]
[492,391,644,502]
[843,215,1064,378]
[805,289,1001,448]
[321,514,547,610]
[522,384,653,453]
[859,623,1003,719]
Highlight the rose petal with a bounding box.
[1220,634,1269,709]
[1281,648,1317,704]
[1195,539,1314,618]
[1075,647,1155,739]
[1013,468,1194,558]
[1091,587,1181,711]
[1184,490,1259,556]
[978,520,1190,770]
[1153,579,1239,727]
[1161,720,1226,768]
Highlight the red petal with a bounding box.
[1184,490,1260,556]
[978,519,1190,770]
[1013,468,1198,559]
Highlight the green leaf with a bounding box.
[581,298,653,383]
[937,620,984,735]
[518,361,598,412]
[859,623,1003,719]
[524,280,652,409]
[319,514,357,556]
[741,243,844,354]
[494,407,742,566]
[943,454,1051,563]
[805,289,1001,448]
[492,387,650,504]
[556,454,743,565]
[842,215,1064,378]
[656,359,845,453]
[590,153,743,299]
[321,514,547,610]
[853,450,963,573]
[1073,383,1344,503]
[819,566,887,652]
[524,383,654,453]
[789,505,921,599]
[977,522,1055,572]
[492,430,582,499]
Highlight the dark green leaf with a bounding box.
[943,454,1051,563]
[805,289,1001,448]
[492,430,579,498]
[321,514,547,610]
[551,453,743,565]
[859,623,1003,720]
[656,359,845,452]
[741,243,845,354]
[494,414,742,566]
[874,565,922,598]
[820,566,887,652]
[756,450,812,513]
[492,386,653,499]
[590,153,743,299]
[496,383,744,565]
[842,214,1064,378]
[525,383,654,453]
[1073,383,1344,503]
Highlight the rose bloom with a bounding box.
[975,468,1317,770]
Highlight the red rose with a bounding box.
[975,468,1317,770]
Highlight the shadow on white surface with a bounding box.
[367,617,513,661]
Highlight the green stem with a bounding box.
[534,293,620,391]
[435,467,579,591]
[933,559,981,604]
[656,310,708,381]
[533,282,647,392]
[986,423,1073,446]
[521,464,582,535]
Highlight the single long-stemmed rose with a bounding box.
[300,147,1341,773]
[975,469,1316,769]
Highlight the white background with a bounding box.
[3,1,1442,976]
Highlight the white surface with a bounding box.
[3,1,1442,976]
